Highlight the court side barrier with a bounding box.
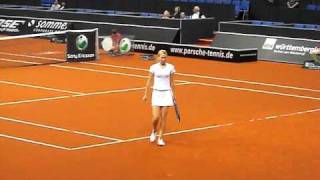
[132,40,257,63]
[212,32,320,64]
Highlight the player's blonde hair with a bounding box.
[157,50,168,57]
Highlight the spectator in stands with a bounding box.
[109,29,122,56]
[191,6,205,19]
[50,0,61,11]
[60,1,66,10]
[172,6,181,19]
[180,12,187,19]
[161,10,171,19]
[286,0,300,8]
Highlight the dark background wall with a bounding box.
[0,0,235,23]
[1,0,320,24]
[1,0,40,5]
[254,0,320,7]
[66,0,235,19]
[249,0,320,24]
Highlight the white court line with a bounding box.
[190,82,320,101]
[51,64,148,79]
[0,82,190,106]
[73,106,320,151]
[1,56,319,102]
[251,108,320,122]
[0,133,70,150]
[0,116,121,141]
[71,123,234,151]
[0,95,70,106]
[0,80,85,95]
[83,62,320,93]
[3,57,319,103]
[0,57,41,65]
[51,64,320,101]
[53,64,188,83]
[31,51,62,55]
[0,52,64,62]
[73,82,191,97]
[2,107,319,151]
[2,51,319,93]
[73,87,146,97]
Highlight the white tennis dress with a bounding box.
[150,62,175,107]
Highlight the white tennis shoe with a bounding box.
[150,131,157,142]
[157,138,165,146]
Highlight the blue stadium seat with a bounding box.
[305,24,317,29]
[261,21,273,26]
[272,21,284,25]
[317,5,320,11]
[41,0,54,7]
[306,4,317,11]
[222,0,232,5]
[104,10,115,14]
[240,0,250,11]
[205,0,215,3]
[42,0,54,3]
[214,0,223,4]
[251,20,262,25]
[197,0,206,3]
[148,13,160,17]
[294,24,305,28]
[180,0,188,2]
[234,5,240,16]
[232,0,240,6]
[140,12,149,17]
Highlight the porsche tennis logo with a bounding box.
[75,34,89,51]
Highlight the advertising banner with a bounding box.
[66,29,99,61]
[132,40,257,62]
[0,16,70,35]
[213,32,320,64]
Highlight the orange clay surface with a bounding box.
[0,42,319,180]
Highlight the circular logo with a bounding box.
[76,34,88,51]
[119,38,131,54]
[27,20,36,27]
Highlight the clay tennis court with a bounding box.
[0,38,320,180]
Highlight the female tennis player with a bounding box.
[143,50,176,146]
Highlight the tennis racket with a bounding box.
[173,97,181,122]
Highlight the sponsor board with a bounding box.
[0,16,70,35]
[213,32,320,64]
[262,38,316,56]
[0,18,26,33]
[66,29,99,61]
[27,19,69,33]
[132,40,257,62]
